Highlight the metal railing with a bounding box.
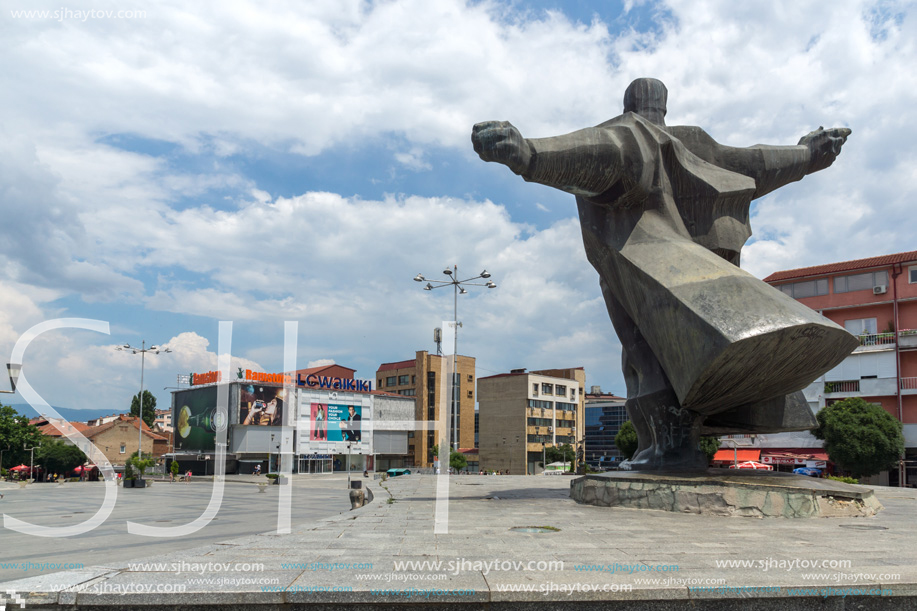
[902,377,917,391]
[825,380,860,393]
[858,332,896,347]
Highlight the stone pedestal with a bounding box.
[570,470,882,518]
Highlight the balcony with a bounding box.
[903,377,917,395]
[900,330,917,350]
[824,380,859,394]
[825,378,899,397]
[854,332,896,352]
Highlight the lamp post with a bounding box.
[118,341,171,459]
[25,442,39,483]
[347,443,352,489]
[721,435,758,469]
[0,363,21,394]
[414,266,496,453]
[269,434,275,473]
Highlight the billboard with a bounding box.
[239,384,288,426]
[298,391,371,455]
[174,386,220,452]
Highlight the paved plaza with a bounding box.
[1,474,916,609]
[0,474,352,581]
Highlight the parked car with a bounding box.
[386,468,411,477]
[792,467,822,477]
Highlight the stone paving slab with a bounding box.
[1,474,916,609]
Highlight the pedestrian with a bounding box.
[185,470,192,483]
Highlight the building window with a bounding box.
[779,278,829,299]
[408,431,414,438]
[386,376,397,387]
[120,444,126,454]
[532,383,538,396]
[527,399,552,409]
[527,417,553,427]
[844,317,878,336]
[467,390,473,398]
[835,270,888,294]
[556,384,567,397]
[541,383,554,395]
[467,374,473,382]
[910,266,917,284]
[412,375,416,384]
[556,401,577,412]
[378,379,383,388]
[398,374,410,385]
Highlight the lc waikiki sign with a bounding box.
[190,369,372,391]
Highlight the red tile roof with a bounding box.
[376,359,417,373]
[763,250,917,283]
[82,415,168,441]
[37,421,90,437]
[295,364,356,375]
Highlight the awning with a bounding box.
[713,449,760,462]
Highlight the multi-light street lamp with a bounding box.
[0,363,21,394]
[117,341,172,458]
[414,265,496,453]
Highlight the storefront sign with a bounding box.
[190,369,372,391]
[190,370,221,385]
[298,373,372,392]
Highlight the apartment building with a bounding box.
[763,249,917,485]
[477,367,586,475]
[375,351,475,468]
[584,387,627,470]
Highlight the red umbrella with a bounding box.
[9,464,31,472]
[729,461,773,470]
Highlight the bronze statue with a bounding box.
[473,78,857,470]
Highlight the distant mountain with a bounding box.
[5,403,127,424]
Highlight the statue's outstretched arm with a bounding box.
[670,126,851,199]
[472,121,625,198]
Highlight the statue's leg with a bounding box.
[602,279,707,470]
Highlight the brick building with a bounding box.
[763,249,917,485]
[477,367,586,475]
[375,351,475,468]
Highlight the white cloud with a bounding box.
[2,0,916,403]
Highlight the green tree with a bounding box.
[36,439,86,475]
[0,404,44,470]
[699,436,721,463]
[615,421,638,460]
[130,390,157,429]
[814,397,904,478]
[449,449,468,472]
[545,443,575,468]
[170,460,180,478]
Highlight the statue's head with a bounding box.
[623,78,667,126]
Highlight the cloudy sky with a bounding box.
[1,0,914,413]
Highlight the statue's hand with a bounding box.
[798,126,851,174]
[471,121,531,175]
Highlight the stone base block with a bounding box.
[570,470,882,518]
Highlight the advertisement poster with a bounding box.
[299,393,371,455]
[310,403,328,441]
[239,384,287,426]
[174,386,220,452]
